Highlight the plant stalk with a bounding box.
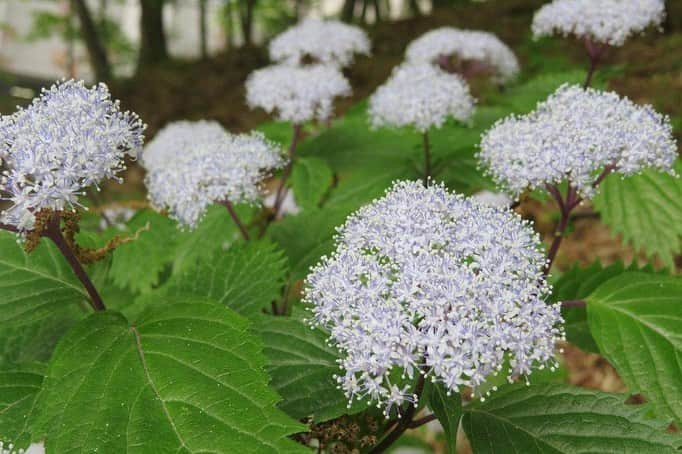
[370,372,427,453]
[43,214,106,312]
[222,200,250,240]
[422,131,431,186]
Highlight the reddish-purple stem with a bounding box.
[43,214,106,312]
[370,372,427,453]
[221,200,250,240]
[543,165,616,276]
[1,215,105,311]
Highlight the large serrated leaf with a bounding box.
[0,232,88,326]
[110,210,179,294]
[160,241,288,318]
[0,363,44,450]
[462,383,681,453]
[255,312,368,423]
[551,261,659,353]
[592,160,682,269]
[587,272,682,424]
[33,300,307,453]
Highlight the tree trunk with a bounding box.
[224,0,234,50]
[71,0,111,81]
[341,0,356,22]
[199,0,208,59]
[408,0,421,16]
[372,0,381,22]
[294,0,304,20]
[137,0,168,70]
[238,0,257,47]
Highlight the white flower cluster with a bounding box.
[143,120,285,228]
[532,0,666,47]
[0,80,145,231]
[269,18,371,68]
[305,180,563,414]
[368,63,475,133]
[405,27,520,83]
[246,64,351,124]
[478,84,677,199]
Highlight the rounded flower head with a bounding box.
[269,18,370,68]
[0,79,145,231]
[368,63,475,133]
[142,121,285,228]
[305,180,563,414]
[478,84,677,199]
[405,27,519,83]
[246,64,351,124]
[532,0,666,46]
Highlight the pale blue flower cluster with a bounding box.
[143,120,285,228]
[269,18,371,68]
[0,80,145,231]
[478,84,678,199]
[532,0,666,46]
[368,63,475,133]
[246,64,351,124]
[305,181,563,415]
[405,27,520,83]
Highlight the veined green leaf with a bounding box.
[0,232,88,326]
[587,272,682,424]
[462,384,680,453]
[255,312,368,422]
[592,160,682,269]
[33,300,307,453]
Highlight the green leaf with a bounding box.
[551,261,658,353]
[492,70,592,114]
[0,309,82,368]
[268,206,352,281]
[160,241,288,318]
[34,300,307,453]
[462,384,681,453]
[291,157,334,211]
[172,204,250,274]
[0,231,88,326]
[255,312,368,422]
[592,160,682,269]
[0,363,44,450]
[587,272,682,424]
[109,210,179,294]
[423,382,461,454]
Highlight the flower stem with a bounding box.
[222,200,250,240]
[583,38,606,88]
[408,413,437,429]
[0,223,19,233]
[422,131,431,186]
[273,124,303,219]
[43,214,106,312]
[370,372,427,454]
[543,165,615,276]
[562,299,586,309]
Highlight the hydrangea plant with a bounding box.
[0,8,681,454]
